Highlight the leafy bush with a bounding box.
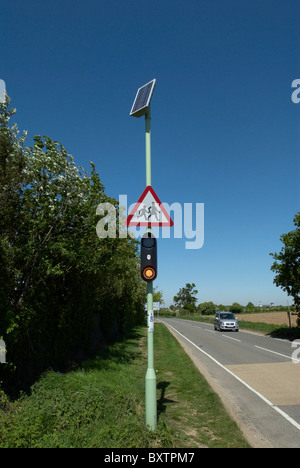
[229,302,243,314]
[0,96,145,393]
[198,301,216,316]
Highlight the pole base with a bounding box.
[145,368,157,430]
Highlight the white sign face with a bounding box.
[0,80,6,103]
[144,302,160,311]
[130,191,166,225]
[126,186,173,227]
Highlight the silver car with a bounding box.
[214,312,239,332]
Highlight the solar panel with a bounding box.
[130,79,156,118]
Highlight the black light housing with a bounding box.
[141,233,157,282]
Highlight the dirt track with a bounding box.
[238,312,298,327]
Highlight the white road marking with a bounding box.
[255,345,300,363]
[163,321,300,432]
[222,334,241,342]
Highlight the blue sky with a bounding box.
[1,0,299,307]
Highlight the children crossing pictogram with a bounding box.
[126,186,173,227]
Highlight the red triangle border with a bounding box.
[126,186,174,227]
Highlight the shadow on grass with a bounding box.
[81,327,146,372]
[157,381,177,421]
[268,326,300,341]
[2,326,147,398]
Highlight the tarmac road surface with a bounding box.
[159,318,300,448]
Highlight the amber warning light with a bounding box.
[141,233,157,282]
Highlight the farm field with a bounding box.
[238,312,297,327]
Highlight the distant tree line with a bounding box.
[172,284,298,318]
[0,96,145,393]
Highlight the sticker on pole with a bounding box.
[148,310,154,333]
[126,186,174,227]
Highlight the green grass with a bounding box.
[154,324,249,448]
[0,324,250,448]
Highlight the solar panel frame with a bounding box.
[130,79,156,118]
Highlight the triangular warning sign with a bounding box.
[126,186,174,227]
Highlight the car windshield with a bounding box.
[220,313,235,320]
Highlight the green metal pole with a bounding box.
[145,108,152,187]
[145,109,157,430]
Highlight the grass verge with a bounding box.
[0,324,250,448]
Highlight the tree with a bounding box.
[173,283,198,312]
[153,287,164,305]
[0,95,27,336]
[0,96,145,392]
[270,212,300,321]
[198,301,216,316]
[245,302,256,312]
[230,302,243,314]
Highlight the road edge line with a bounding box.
[163,321,300,433]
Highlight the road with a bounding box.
[158,317,300,448]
